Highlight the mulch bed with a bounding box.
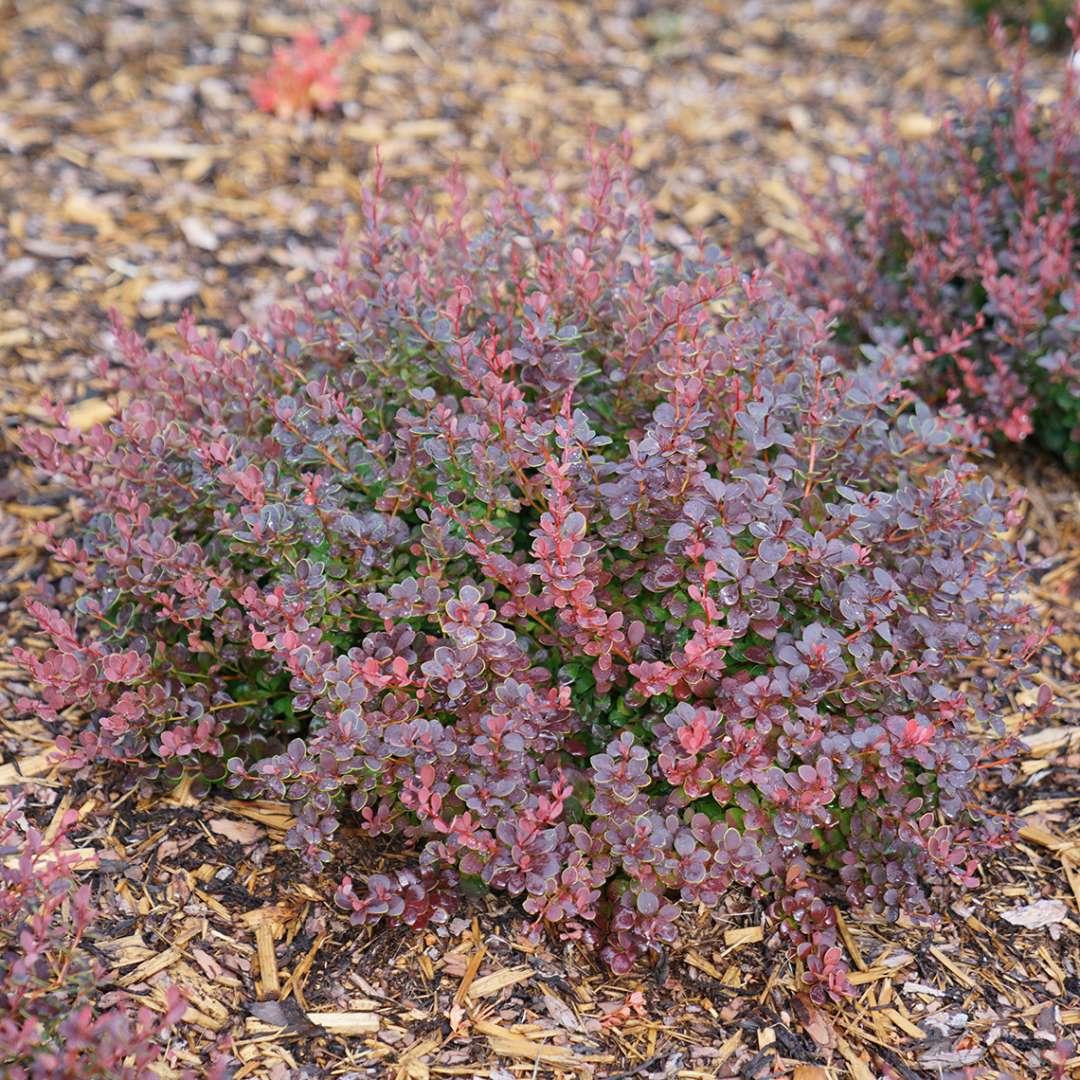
[1,1,1078,1076]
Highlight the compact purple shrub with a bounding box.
[0,800,185,1078]
[17,144,1046,999]
[779,28,1080,469]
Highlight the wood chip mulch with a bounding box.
[0,1,1077,1076]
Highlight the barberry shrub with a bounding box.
[0,798,184,1078]
[17,144,1046,1000]
[778,28,1080,469]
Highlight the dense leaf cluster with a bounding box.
[17,144,1047,998]
[779,30,1080,468]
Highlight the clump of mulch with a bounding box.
[1,0,1077,1076]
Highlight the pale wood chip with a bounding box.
[466,965,533,999]
[115,946,183,988]
[305,1011,379,1035]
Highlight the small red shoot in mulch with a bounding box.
[251,12,371,119]
[602,990,649,1029]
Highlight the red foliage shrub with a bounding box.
[15,143,1049,999]
[250,13,371,119]
[0,799,186,1078]
[778,26,1080,468]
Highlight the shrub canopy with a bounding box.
[780,33,1080,469]
[18,145,1045,999]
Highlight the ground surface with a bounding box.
[1,1,1079,1077]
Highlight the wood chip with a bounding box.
[836,1037,877,1080]
[466,965,533,999]
[1021,725,1080,757]
[0,749,57,785]
[305,1011,379,1035]
[928,946,976,989]
[834,907,868,971]
[685,950,726,981]
[723,925,764,947]
[255,923,279,999]
[115,946,183,988]
[472,1019,575,1065]
[238,904,294,931]
[895,112,939,138]
[793,1066,830,1080]
[2,845,97,872]
[452,946,485,1006]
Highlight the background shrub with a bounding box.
[0,799,185,1078]
[16,144,1047,999]
[778,31,1080,469]
[969,0,1073,46]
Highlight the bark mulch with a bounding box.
[1,0,1078,1076]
